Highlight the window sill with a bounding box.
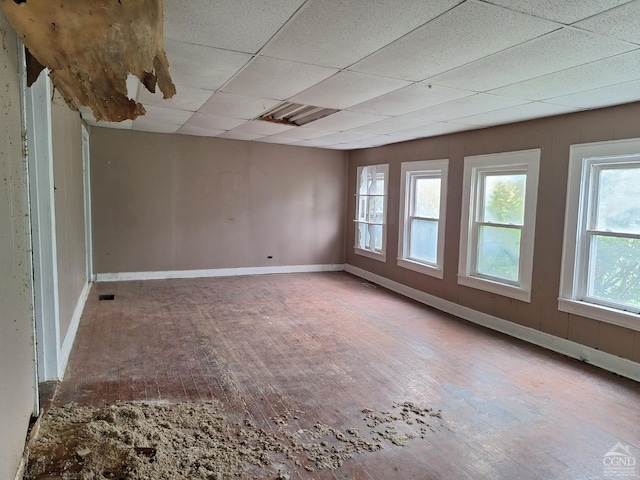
[457,274,531,302]
[354,247,386,262]
[397,258,443,279]
[558,298,640,332]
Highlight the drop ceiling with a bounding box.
[83,0,640,150]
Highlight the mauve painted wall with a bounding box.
[51,95,87,343]
[347,102,640,363]
[0,16,36,480]
[90,128,347,273]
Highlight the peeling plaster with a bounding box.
[0,0,176,122]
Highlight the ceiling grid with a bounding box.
[81,0,640,150]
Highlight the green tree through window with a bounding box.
[589,167,640,309]
[477,175,526,282]
[486,177,525,223]
[460,149,539,302]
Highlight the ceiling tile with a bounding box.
[231,120,295,135]
[377,136,416,146]
[271,127,335,139]
[401,94,527,122]
[347,116,430,135]
[177,125,227,137]
[294,137,351,148]
[428,28,635,92]
[261,0,463,68]
[300,144,330,150]
[483,0,632,24]
[85,119,133,130]
[310,131,375,144]
[546,79,640,108]
[199,92,281,120]
[222,56,338,100]
[391,122,474,139]
[348,84,475,116]
[490,49,640,101]
[132,118,181,134]
[89,1,640,149]
[304,111,389,132]
[164,38,252,91]
[138,85,214,112]
[342,137,396,149]
[574,1,640,43]
[184,113,246,131]
[255,136,300,145]
[164,0,305,53]
[322,144,355,150]
[381,133,423,144]
[350,1,560,81]
[289,71,410,109]
[142,105,194,125]
[451,102,580,126]
[80,107,133,130]
[218,130,266,141]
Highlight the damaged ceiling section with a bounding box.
[0,0,176,122]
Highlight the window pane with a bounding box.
[357,197,366,222]
[371,173,385,195]
[356,222,383,252]
[358,167,371,195]
[369,224,383,251]
[409,219,438,264]
[588,235,640,310]
[360,166,385,196]
[596,167,640,234]
[477,225,521,282]
[366,196,384,223]
[414,177,440,218]
[482,174,526,225]
[356,222,367,250]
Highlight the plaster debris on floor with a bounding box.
[25,400,444,479]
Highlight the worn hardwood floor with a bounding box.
[53,272,640,479]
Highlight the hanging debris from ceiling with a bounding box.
[0,0,176,122]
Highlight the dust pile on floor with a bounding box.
[26,400,443,479]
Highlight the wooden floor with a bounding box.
[54,272,640,479]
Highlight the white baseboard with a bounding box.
[345,264,640,382]
[95,264,346,282]
[58,281,91,379]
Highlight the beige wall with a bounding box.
[90,129,347,273]
[348,103,640,363]
[0,16,36,480]
[51,95,87,342]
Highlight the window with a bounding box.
[559,138,640,331]
[398,160,448,278]
[354,164,388,261]
[458,149,540,302]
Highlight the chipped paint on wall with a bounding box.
[0,11,37,480]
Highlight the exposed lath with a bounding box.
[259,102,339,127]
[0,0,176,122]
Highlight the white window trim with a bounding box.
[458,149,540,302]
[559,138,640,332]
[397,159,448,279]
[354,164,389,262]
